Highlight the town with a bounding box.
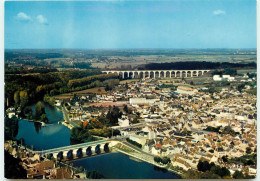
[5,68,257,179]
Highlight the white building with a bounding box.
[176,86,197,95]
[118,118,130,127]
[129,98,158,105]
[213,75,222,81]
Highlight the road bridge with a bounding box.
[102,70,210,79]
[33,138,124,160]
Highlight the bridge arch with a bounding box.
[166,71,170,78]
[119,72,123,78]
[176,71,181,77]
[123,72,128,79]
[57,151,63,161]
[77,148,83,158]
[155,71,159,78]
[139,72,144,79]
[134,72,139,78]
[104,143,110,153]
[187,71,191,77]
[86,146,92,156]
[129,72,133,79]
[198,71,202,76]
[150,71,154,78]
[160,71,164,78]
[182,71,186,77]
[193,71,197,77]
[171,71,175,78]
[67,150,73,160]
[95,144,101,154]
[145,71,149,78]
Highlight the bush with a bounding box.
[126,138,142,148]
[154,156,171,165]
[233,170,244,179]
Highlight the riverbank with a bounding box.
[113,142,183,178]
[26,119,46,126]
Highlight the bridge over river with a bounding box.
[33,137,125,160]
[102,70,210,79]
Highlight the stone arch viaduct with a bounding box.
[102,70,210,79]
[33,140,118,160]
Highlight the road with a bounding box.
[62,105,80,128]
[112,122,146,131]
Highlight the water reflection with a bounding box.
[34,122,42,134]
[15,103,71,150]
[153,166,168,173]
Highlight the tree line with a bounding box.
[5,69,120,116]
[141,61,256,70]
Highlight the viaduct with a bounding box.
[102,70,210,79]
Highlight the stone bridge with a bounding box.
[102,70,210,79]
[34,139,119,160]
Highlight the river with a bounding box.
[15,102,179,179]
[71,153,179,179]
[15,102,71,150]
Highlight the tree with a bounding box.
[23,106,32,118]
[19,90,29,108]
[197,161,210,172]
[4,117,19,140]
[246,147,252,154]
[105,85,112,91]
[237,84,245,92]
[132,118,139,124]
[123,104,128,113]
[5,150,27,179]
[14,91,20,106]
[186,169,200,179]
[224,68,237,76]
[40,114,48,123]
[200,171,221,179]
[222,156,228,163]
[219,167,230,178]
[106,106,122,126]
[34,101,45,120]
[233,170,244,179]
[197,160,204,172]
[154,156,162,163]
[78,166,84,173]
[161,157,171,164]
[210,165,222,176]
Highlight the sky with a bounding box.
[4,0,257,49]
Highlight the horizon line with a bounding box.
[4,48,257,50]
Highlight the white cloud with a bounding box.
[36,15,48,25]
[16,12,32,21]
[213,10,226,16]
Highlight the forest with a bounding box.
[140,61,256,70]
[5,69,119,114]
